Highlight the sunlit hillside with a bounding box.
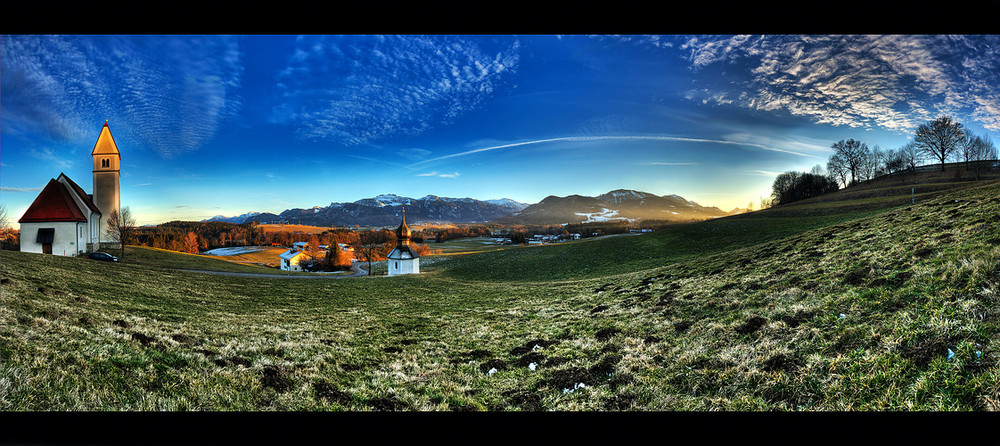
[2,176,999,411]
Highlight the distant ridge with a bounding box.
[202,189,736,227]
[202,194,530,227]
[492,189,735,225]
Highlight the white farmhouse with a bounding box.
[387,210,419,276]
[279,248,306,271]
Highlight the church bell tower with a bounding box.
[92,120,121,235]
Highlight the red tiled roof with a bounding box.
[58,173,101,215]
[18,179,89,223]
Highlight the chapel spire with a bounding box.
[395,206,411,246]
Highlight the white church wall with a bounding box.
[388,258,419,275]
[19,222,85,256]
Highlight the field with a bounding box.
[3,177,1000,411]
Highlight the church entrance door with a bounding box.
[42,243,52,254]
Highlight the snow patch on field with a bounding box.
[204,247,264,256]
[575,208,635,223]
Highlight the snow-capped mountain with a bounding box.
[205,194,530,227]
[203,190,731,227]
[204,211,262,224]
[493,189,734,225]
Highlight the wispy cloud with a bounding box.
[745,169,780,177]
[643,162,700,166]
[416,135,820,165]
[272,35,520,145]
[26,147,73,169]
[676,35,1000,132]
[417,171,460,178]
[1,35,244,157]
[1,186,44,192]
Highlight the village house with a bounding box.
[279,248,307,271]
[18,121,121,256]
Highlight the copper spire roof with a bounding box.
[91,120,121,158]
[395,207,411,243]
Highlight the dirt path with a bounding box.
[177,262,370,278]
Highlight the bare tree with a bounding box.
[913,116,964,171]
[900,141,922,171]
[980,135,998,160]
[830,139,869,185]
[959,128,979,171]
[354,229,393,276]
[105,207,136,261]
[857,145,881,182]
[969,134,998,179]
[882,149,906,175]
[827,152,849,188]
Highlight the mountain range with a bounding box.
[492,189,734,225]
[204,194,530,227]
[203,190,738,227]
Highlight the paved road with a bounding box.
[177,262,371,278]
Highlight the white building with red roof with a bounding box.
[18,121,121,256]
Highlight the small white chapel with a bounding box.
[387,209,420,276]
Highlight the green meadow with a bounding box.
[2,179,1000,410]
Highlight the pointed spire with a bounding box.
[396,206,411,245]
[92,120,120,157]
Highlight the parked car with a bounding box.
[87,252,119,262]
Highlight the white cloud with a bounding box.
[0,186,44,192]
[1,35,244,157]
[274,35,520,145]
[676,35,1000,134]
[416,135,821,166]
[644,162,699,166]
[417,171,460,178]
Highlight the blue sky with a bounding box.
[3,34,1000,226]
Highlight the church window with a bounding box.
[102,158,110,168]
[395,261,399,269]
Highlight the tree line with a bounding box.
[771,116,998,206]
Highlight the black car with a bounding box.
[87,252,119,262]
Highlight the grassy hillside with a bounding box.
[436,179,981,282]
[2,180,999,411]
